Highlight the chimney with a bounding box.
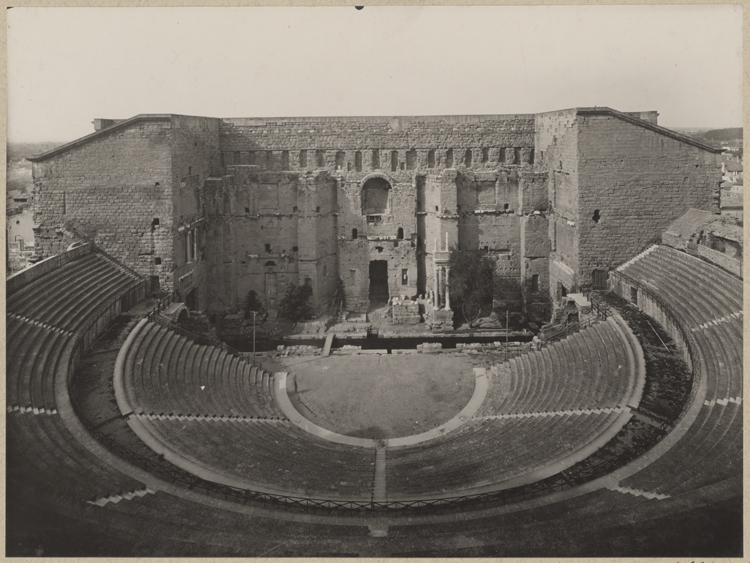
[92,119,119,132]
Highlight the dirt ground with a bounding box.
[280,353,478,439]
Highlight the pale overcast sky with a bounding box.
[7,5,743,143]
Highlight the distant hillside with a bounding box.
[675,127,743,150]
[702,128,743,142]
[6,142,60,197]
[7,141,63,165]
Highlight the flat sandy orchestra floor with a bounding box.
[280,354,477,439]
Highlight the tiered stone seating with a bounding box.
[142,417,376,499]
[620,245,742,328]
[6,242,742,556]
[385,315,640,497]
[7,249,150,510]
[615,245,742,496]
[483,317,633,416]
[119,312,639,500]
[386,410,621,496]
[8,253,142,333]
[121,320,375,499]
[123,321,283,419]
[7,414,144,504]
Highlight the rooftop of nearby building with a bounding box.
[663,208,718,241]
[721,155,743,172]
[706,216,743,242]
[665,207,742,246]
[721,190,743,209]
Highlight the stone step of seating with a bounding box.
[485,318,632,418]
[607,485,669,501]
[666,411,743,496]
[21,259,114,324]
[8,322,46,410]
[138,412,286,422]
[616,245,742,498]
[655,246,742,302]
[144,417,376,500]
[8,414,143,503]
[88,487,156,507]
[616,244,659,272]
[6,312,74,335]
[650,245,742,297]
[386,411,620,496]
[7,253,102,312]
[622,247,741,322]
[47,266,127,329]
[123,321,282,419]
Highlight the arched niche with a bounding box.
[361,174,393,215]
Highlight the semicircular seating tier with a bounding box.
[119,320,378,500]
[611,244,742,496]
[119,316,641,500]
[5,242,743,556]
[7,250,151,510]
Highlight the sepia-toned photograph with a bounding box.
[5,5,743,556]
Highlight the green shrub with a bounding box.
[278,284,313,322]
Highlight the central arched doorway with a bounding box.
[369,260,389,306]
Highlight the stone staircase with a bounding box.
[88,487,156,507]
[616,244,659,272]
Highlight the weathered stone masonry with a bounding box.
[30,115,219,310]
[29,108,721,321]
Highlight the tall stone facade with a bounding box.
[29,108,722,320]
[536,108,721,300]
[29,115,221,310]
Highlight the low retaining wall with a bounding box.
[609,272,692,371]
[696,245,742,278]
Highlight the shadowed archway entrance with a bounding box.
[369,260,389,307]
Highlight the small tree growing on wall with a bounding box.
[278,284,313,323]
[328,277,347,318]
[243,290,266,321]
[245,289,263,319]
[448,250,495,328]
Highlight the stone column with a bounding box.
[444,266,451,310]
[434,264,440,308]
